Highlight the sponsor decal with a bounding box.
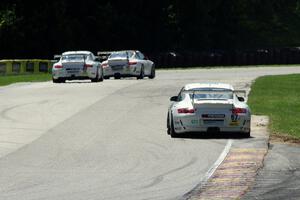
[230,121,239,126]
[191,119,199,124]
[231,114,240,121]
[202,114,225,118]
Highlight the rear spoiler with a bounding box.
[183,89,247,105]
[97,51,113,62]
[234,90,246,97]
[54,54,61,60]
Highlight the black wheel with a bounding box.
[169,115,178,138]
[149,64,155,79]
[99,69,104,82]
[53,77,65,83]
[91,70,99,82]
[52,78,60,83]
[167,114,171,135]
[243,131,251,138]
[137,66,144,79]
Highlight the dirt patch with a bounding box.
[270,134,300,146]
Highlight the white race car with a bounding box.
[167,83,251,138]
[52,51,103,83]
[101,50,155,79]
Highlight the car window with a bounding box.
[189,91,233,100]
[109,52,128,59]
[128,51,134,58]
[137,51,145,60]
[61,54,86,61]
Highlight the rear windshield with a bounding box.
[62,54,87,61]
[186,88,233,100]
[109,51,134,59]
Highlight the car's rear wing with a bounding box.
[54,54,62,61]
[234,90,247,97]
[97,51,113,62]
[182,89,247,104]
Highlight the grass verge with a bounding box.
[0,74,52,87]
[248,74,300,141]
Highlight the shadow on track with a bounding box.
[171,132,253,140]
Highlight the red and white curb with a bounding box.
[185,148,267,200]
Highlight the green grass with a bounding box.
[248,74,300,139]
[0,73,52,87]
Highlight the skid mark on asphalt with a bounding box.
[140,157,198,189]
[0,100,50,123]
[186,148,267,200]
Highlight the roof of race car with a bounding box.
[184,83,234,91]
[62,51,92,55]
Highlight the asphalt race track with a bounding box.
[0,67,299,200]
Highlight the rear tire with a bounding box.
[149,65,155,79]
[137,66,144,80]
[99,69,104,82]
[169,116,178,138]
[52,78,60,83]
[243,131,251,138]
[167,114,171,135]
[91,70,99,82]
[53,77,65,83]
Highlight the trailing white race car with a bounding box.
[52,51,103,83]
[167,83,251,138]
[101,50,155,79]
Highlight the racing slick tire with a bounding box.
[53,77,65,83]
[137,66,144,80]
[91,70,100,82]
[99,69,104,82]
[149,64,155,79]
[167,114,178,138]
[52,78,60,83]
[243,131,251,138]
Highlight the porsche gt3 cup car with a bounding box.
[167,83,251,138]
[101,50,155,79]
[52,51,103,83]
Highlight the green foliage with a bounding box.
[1,1,300,58]
[248,74,300,138]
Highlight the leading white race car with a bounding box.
[101,50,155,79]
[167,83,251,138]
[52,51,103,83]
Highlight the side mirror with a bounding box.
[170,96,178,101]
[238,96,245,102]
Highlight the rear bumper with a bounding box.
[103,67,140,77]
[172,115,251,134]
[52,68,97,80]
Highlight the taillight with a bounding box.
[177,108,195,114]
[232,108,247,114]
[101,63,108,68]
[128,61,137,66]
[84,64,93,68]
[54,65,63,69]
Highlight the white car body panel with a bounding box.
[52,51,103,82]
[101,50,155,79]
[168,83,251,136]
